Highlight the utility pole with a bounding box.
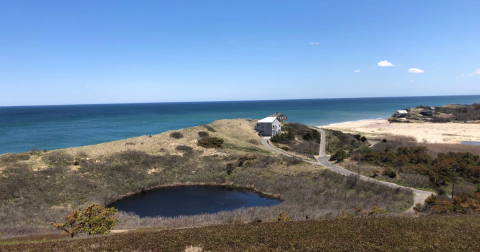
[358,152,361,178]
[451,163,457,198]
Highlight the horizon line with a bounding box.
[1,94,479,108]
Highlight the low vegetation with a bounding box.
[169,132,184,139]
[197,137,224,148]
[51,204,117,238]
[0,119,413,239]
[326,128,480,202]
[270,123,321,159]
[2,215,480,251]
[325,129,370,155]
[414,193,480,214]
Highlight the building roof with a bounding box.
[258,117,278,123]
[269,112,286,118]
[397,110,408,114]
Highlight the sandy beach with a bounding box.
[319,119,480,144]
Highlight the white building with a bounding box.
[393,110,408,117]
[254,117,282,136]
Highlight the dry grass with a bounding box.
[5,119,397,238]
[2,215,480,251]
[419,143,480,157]
[340,159,433,190]
[369,134,417,142]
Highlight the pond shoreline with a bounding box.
[106,182,283,208]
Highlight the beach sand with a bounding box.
[319,120,480,144]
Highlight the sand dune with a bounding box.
[319,120,480,144]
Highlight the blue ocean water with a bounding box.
[1,95,479,155]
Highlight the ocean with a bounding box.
[1,95,479,155]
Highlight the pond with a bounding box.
[108,185,281,218]
[461,141,480,145]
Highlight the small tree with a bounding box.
[51,210,84,238]
[82,204,118,236]
[51,204,118,238]
[360,136,367,143]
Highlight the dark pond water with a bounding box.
[461,141,480,145]
[108,186,280,218]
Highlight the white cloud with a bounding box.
[310,42,320,45]
[378,60,394,67]
[467,68,480,76]
[408,68,425,73]
[354,70,360,73]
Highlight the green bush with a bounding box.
[175,145,194,154]
[197,137,224,148]
[170,132,184,139]
[329,148,348,162]
[203,125,217,132]
[198,131,209,138]
[383,168,397,178]
[303,129,320,144]
[271,131,294,143]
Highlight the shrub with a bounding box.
[354,134,361,141]
[281,147,289,151]
[197,137,224,148]
[247,139,259,145]
[329,148,348,162]
[0,153,31,163]
[282,156,302,166]
[271,131,295,143]
[203,125,217,132]
[43,152,74,166]
[382,139,387,143]
[170,132,184,139]
[303,129,320,144]
[360,136,367,143]
[277,211,290,222]
[175,145,194,154]
[226,163,235,175]
[382,168,397,178]
[291,141,319,156]
[198,131,209,138]
[51,204,118,238]
[436,187,446,195]
[282,123,311,137]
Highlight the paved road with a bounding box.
[261,130,433,213]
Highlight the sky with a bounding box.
[0,0,479,106]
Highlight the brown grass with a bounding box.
[2,215,480,251]
[419,143,480,157]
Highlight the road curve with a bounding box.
[261,130,433,213]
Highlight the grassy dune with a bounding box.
[0,119,413,239]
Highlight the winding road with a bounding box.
[261,129,432,213]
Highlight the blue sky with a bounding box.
[1,0,479,106]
